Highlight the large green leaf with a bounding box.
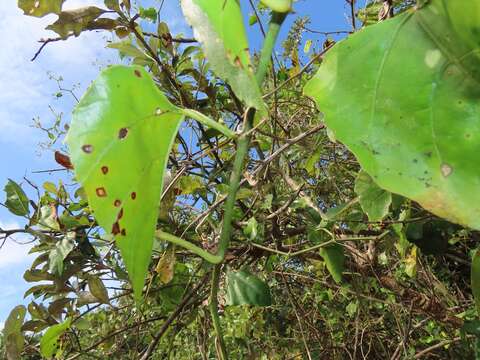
[304,0,480,230]
[180,0,266,113]
[355,170,392,221]
[4,179,30,216]
[226,269,272,306]
[18,0,64,17]
[40,318,71,358]
[3,305,26,360]
[66,65,184,299]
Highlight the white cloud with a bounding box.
[0,1,115,146]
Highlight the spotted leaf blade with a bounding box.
[181,0,266,114]
[304,0,480,229]
[66,66,184,299]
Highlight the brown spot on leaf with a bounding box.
[117,208,124,220]
[233,56,243,69]
[112,222,120,235]
[82,144,93,154]
[118,128,129,139]
[101,166,109,174]
[96,187,107,197]
[131,192,137,200]
[114,199,121,207]
[121,229,126,236]
[134,69,142,77]
[441,163,453,177]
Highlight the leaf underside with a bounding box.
[304,0,480,230]
[181,0,266,114]
[66,65,184,299]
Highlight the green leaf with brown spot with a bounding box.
[18,0,64,17]
[180,0,266,114]
[66,65,184,300]
[304,0,480,230]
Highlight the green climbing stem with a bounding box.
[210,264,228,360]
[255,12,287,85]
[209,11,287,359]
[156,231,223,263]
[180,108,237,139]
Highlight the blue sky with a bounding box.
[0,0,359,326]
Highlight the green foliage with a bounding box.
[180,0,266,113]
[40,318,71,358]
[305,0,480,230]
[227,270,272,306]
[4,0,480,358]
[66,65,184,299]
[3,306,26,360]
[4,179,29,216]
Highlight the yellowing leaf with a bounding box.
[155,246,176,284]
[18,0,64,17]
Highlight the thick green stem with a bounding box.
[156,231,223,264]
[180,108,236,139]
[209,265,228,360]
[255,12,287,85]
[208,11,287,360]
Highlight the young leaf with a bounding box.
[18,0,64,17]
[304,1,480,230]
[180,0,266,114]
[66,65,184,300]
[355,170,392,222]
[4,179,29,216]
[226,269,271,306]
[40,318,71,358]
